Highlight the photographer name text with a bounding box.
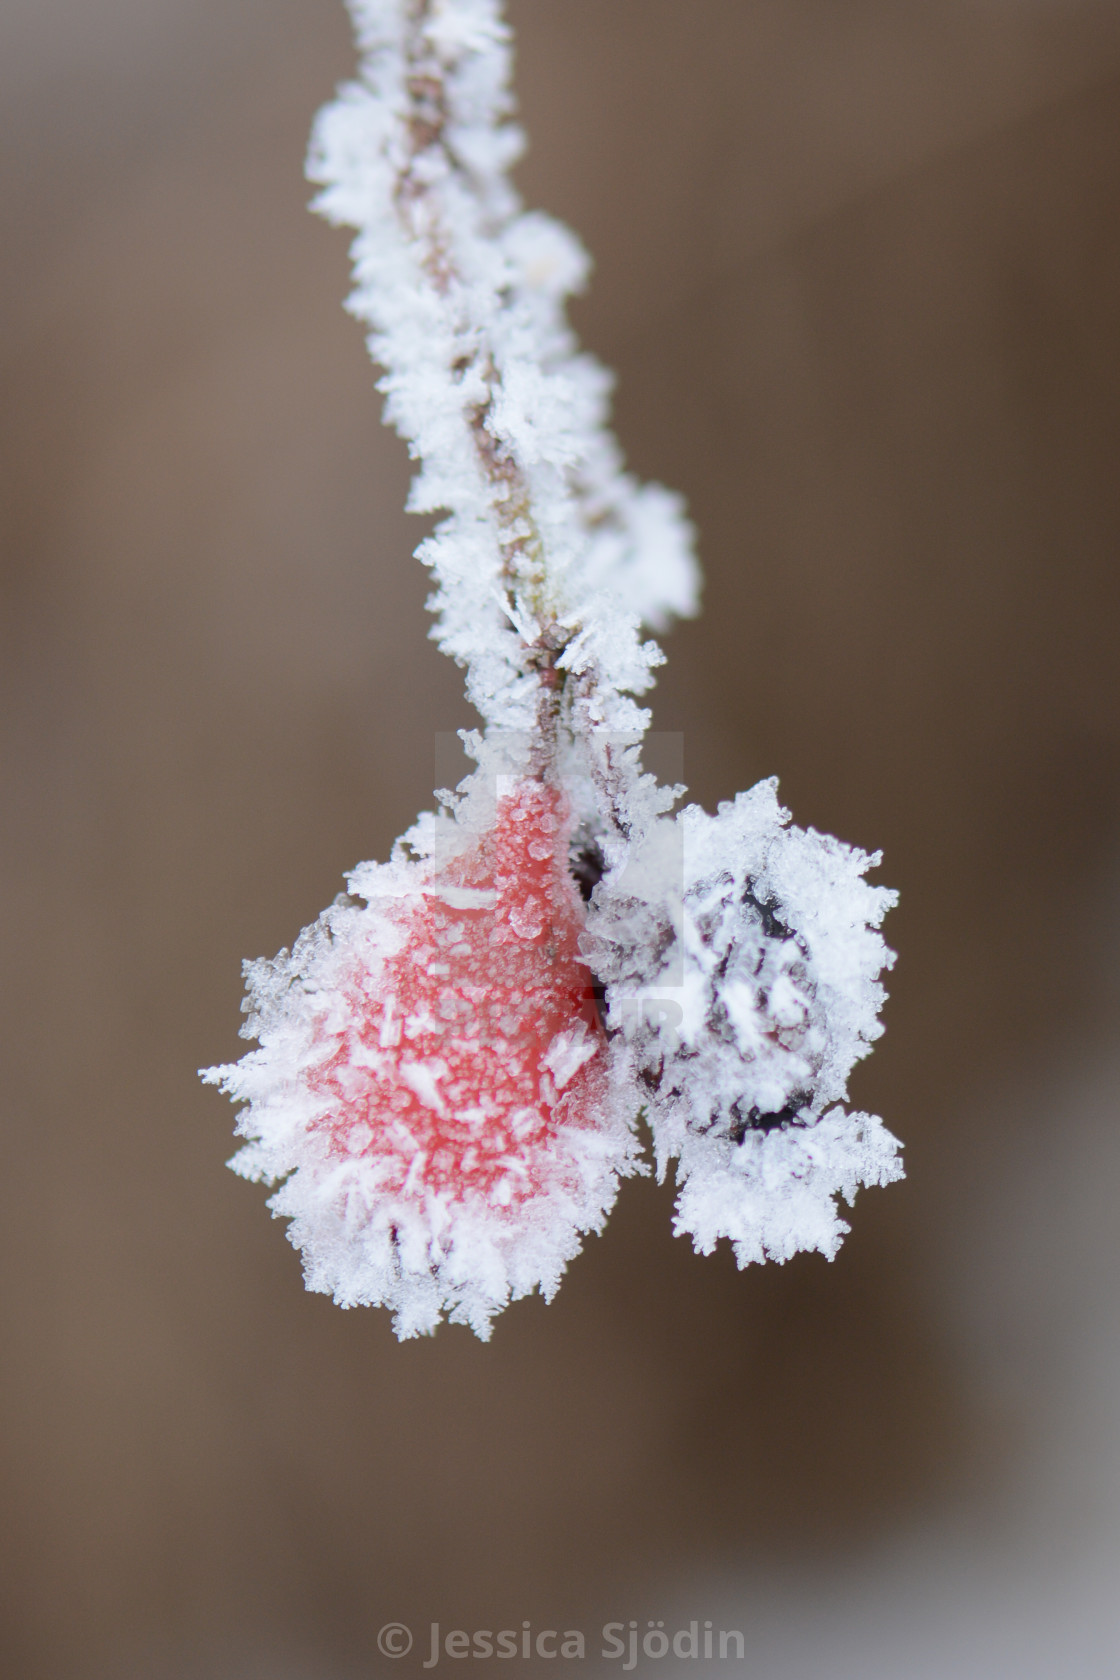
[377,1622,747,1667]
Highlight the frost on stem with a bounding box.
[201,0,902,1338]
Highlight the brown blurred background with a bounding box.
[3,2,1120,1676]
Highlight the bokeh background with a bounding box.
[3,2,1120,1675]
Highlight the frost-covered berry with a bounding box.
[588,779,902,1265]
[204,783,636,1339]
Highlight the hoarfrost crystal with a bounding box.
[201,0,902,1338]
[587,780,900,1267]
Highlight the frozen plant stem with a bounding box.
[201,0,903,1340]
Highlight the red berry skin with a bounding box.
[304,781,607,1211]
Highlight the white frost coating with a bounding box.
[308,0,699,733]
[586,779,902,1264]
[204,791,639,1340]
[201,0,901,1338]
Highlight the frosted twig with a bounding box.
[201,0,901,1339]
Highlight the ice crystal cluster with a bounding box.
[202,0,902,1339]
